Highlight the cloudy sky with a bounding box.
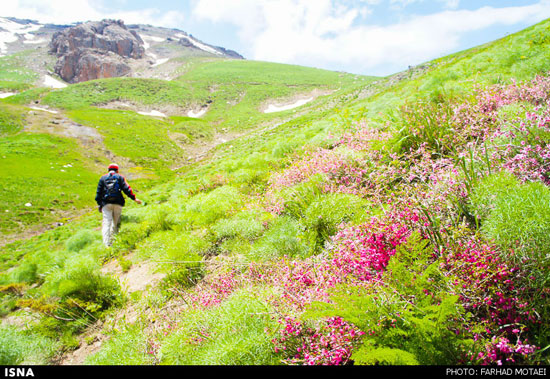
[2,0,550,76]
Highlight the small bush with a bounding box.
[66,229,99,252]
[159,288,280,365]
[85,325,154,365]
[249,216,306,260]
[44,255,125,313]
[0,325,58,365]
[471,172,550,264]
[212,210,265,241]
[302,193,371,254]
[179,186,244,227]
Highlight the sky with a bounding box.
[2,0,550,76]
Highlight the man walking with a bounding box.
[95,163,142,247]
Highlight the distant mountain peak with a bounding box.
[49,19,146,83]
[0,16,244,84]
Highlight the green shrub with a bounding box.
[110,221,155,256]
[179,186,244,227]
[159,288,280,365]
[471,172,550,264]
[85,325,154,365]
[0,325,59,365]
[302,193,371,254]
[389,99,458,155]
[0,326,22,365]
[133,230,209,290]
[249,216,306,260]
[212,210,265,241]
[44,255,125,313]
[9,262,39,284]
[148,206,176,232]
[279,174,325,219]
[66,229,99,252]
[307,232,471,365]
[352,345,419,365]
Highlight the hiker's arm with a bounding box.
[120,176,137,201]
[95,178,104,206]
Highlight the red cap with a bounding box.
[108,163,119,171]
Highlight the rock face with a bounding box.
[49,19,145,83]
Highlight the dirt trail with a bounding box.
[58,253,166,365]
[10,90,337,364]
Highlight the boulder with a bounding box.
[49,19,144,83]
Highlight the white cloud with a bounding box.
[389,0,460,10]
[1,0,184,28]
[192,0,550,75]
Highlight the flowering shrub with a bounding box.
[474,336,537,366]
[272,316,364,365]
[164,74,550,366]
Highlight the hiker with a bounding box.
[95,163,142,247]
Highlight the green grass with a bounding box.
[42,77,207,110]
[84,325,154,365]
[0,51,40,84]
[67,108,184,176]
[2,17,550,365]
[0,103,26,135]
[159,288,280,365]
[0,133,99,235]
[348,18,550,119]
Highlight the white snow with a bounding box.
[176,33,222,56]
[141,35,170,67]
[44,75,67,89]
[264,97,314,113]
[24,203,32,207]
[0,92,15,98]
[138,110,166,117]
[188,108,207,118]
[23,38,46,44]
[141,34,165,43]
[151,58,169,67]
[30,106,58,114]
[0,17,42,55]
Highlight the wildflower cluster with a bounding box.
[272,316,364,365]
[169,73,550,365]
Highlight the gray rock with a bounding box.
[49,19,144,83]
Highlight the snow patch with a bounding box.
[176,33,222,56]
[141,34,165,43]
[140,34,165,52]
[264,97,313,113]
[0,92,15,98]
[23,37,46,44]
[30,106,58,114]
[44,75,67,89]
[138,110,166,118]
[142,37,169,67]
[151,58,169,67]
[0,17,42,55]
[188,108,207,118]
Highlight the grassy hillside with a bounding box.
[1,18,550,366]
[0,57,369,239]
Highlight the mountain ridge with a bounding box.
[0,16,244,86]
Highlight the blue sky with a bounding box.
[3,0,550,76]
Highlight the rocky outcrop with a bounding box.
[49,19,145,83]
[214,46,244,60]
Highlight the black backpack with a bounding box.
[103,173,121,202]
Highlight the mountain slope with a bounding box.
[1,17,550,366]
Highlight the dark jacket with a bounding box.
[95,171,136,207]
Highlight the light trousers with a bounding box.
[102,203,122,246]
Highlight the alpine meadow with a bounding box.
[0,12,550,369]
